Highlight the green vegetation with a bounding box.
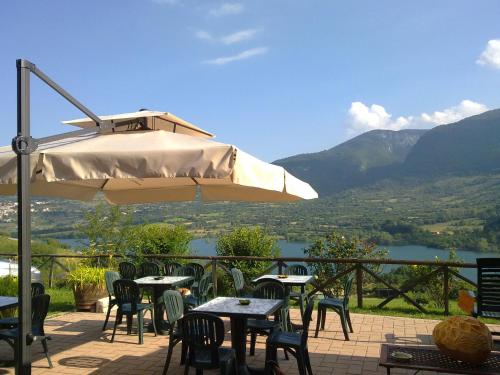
[305,231,386,296]
[128,223,192,261]
[66,266,106,289]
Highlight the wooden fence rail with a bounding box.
[0,253,479,315]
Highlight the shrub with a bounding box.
[216,226,279,293]
[0,276,18,318]
[304,231,387,297]
[127,224,192,261]
[66,266,106,290]
[384,250,466,308]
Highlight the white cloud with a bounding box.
[203,47,268,65]
[420,100,488,125]
[220,29,259,45]
[195,30,213,42]
[208,3,244,17]
[346,100,488,135]
[476,39,500,69]
[195,28,259,45]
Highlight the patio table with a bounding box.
[134,276,193,334]
[0,297,18,311]
[193,296,283,375]
[379,344,500,374]
[253,274,314,288]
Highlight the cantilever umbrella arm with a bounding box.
[14,59,105,375]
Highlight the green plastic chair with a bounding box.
[162,290,187,375]
[230,267,246,297]
[111,279,157,345]
[286,264,309,318]
[182,312,237,375]
[0,294,53,368]
[164,262,182,276]
[102,271,120,331]
[248,280,288,357]
[0,283,47,329]
[184,272,213,308]
[265,299,315,375]
[118,261,136,280]
[315,276,354,341]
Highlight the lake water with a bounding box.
[59,238,499,281]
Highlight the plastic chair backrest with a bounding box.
[252,280,285,300]
[113,279,141,314]
[286,264,308,276]
[343,276,354,309]
[186,263,205,281]
[175,265,196,277]
[477,258,500,314]
[140,262,160,277]
[197,273,213,304]
[301,299,315,347]
[182,312,225,368]
[230,268,245,296]
[32,294,50,335]
[119,262,136,280]
[162,290,184,325]
[31,282,45,297]
[164,262,182,276]
[105,271,120,297]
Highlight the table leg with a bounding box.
[148,286,168,335]
[230,317,266,375]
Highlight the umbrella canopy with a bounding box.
[0,129,318,204]
[63,110,214,138]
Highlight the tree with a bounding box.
[304,231,386,297]
[127,224,192,260]
[216,226,279,289]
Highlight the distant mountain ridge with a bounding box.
[274,108,500,196]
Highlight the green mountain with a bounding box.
[274,129,427,195]
[275,109,500,196]
[402,109,500,176]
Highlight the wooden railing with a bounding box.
[0,253,478,315]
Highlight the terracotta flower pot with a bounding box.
[73,284,107,312]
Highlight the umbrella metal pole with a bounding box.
[12,58,104,375]
[15,59,32,375]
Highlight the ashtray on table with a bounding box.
[239,299,251,305]
[390,351,413,362]
[277,275,288,279]
[153,276,164,280]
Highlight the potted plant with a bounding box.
[67,266,107,311]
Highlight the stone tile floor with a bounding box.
[0,310,498,374]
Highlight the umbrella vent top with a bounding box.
[63,110,214,138]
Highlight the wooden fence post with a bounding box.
[212,259,218,297]
[356,263,363,308]
[48,256,55,288]
[443,266,449,316]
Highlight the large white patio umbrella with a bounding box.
[0,126,318,204]
[9,59,317,374]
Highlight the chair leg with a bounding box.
[163,334,175,375]
[102,303,112,331]
[299,295,305,318]
[111,312,120,343]
[126,314,133,335]
[314,307,322,338]
[346,310,353,333]
[339,310,349,341]
[41,338,53,368]
[150,308,157,336]
[250,331,257,356]
[296,350,307,375]
[183,357,190,375]
[321,308,326,330]
[283,348,289,361]
[304,348,313,375]
[138,312,144,344]
[180,341,187,365]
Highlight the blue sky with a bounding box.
[1,0,500,162]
